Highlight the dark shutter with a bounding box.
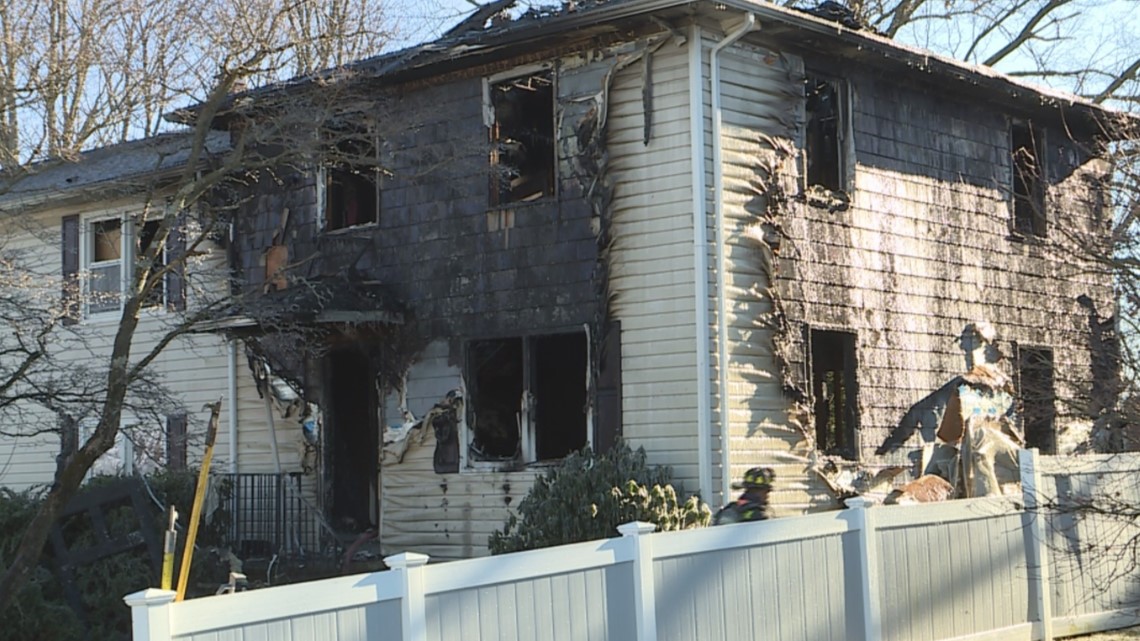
[165,214,186,311]
[595,321,622,453]
[61,215,80,324]
[166,413,188,470]
[56,414,78,478]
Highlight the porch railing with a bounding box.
[217,473,334,560]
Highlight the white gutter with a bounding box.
[711,13,758,504]
[227,337,239,473]
[688,23,713,503]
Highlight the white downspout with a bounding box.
[711,13,758,504]
[688,23,713,503]
[227,337,239,473]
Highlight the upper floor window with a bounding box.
[804,74,848,193]
[1011,120,1046,238]
[487,70,556,206]
[466,332,587,466]
[322,134,380,231]
[81,215,166,317]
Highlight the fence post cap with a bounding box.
[844,496,874,509]
[384,552,431,569]
[618,521,658,536]
[123,588,177,607]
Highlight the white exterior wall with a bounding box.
[606,35,702,494]
[0,197,278,490]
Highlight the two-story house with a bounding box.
[64,0,1121,560]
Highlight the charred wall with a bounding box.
[777,64,1114,466]
[233,72,601,353]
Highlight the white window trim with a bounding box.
[79,212,128,321]
[79,211,169,321]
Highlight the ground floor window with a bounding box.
[1017,346,1056,453]
[809,328,859,460]
[467,332,587,463]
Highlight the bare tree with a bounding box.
[0,0,393,610]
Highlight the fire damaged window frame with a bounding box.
[800,71,854,198]
[461,330,592,471]
[483,64,558,208]
[78,211,168,320]
[1009,118,1047,240]
[316,130,383,233]
[806,326,860,461]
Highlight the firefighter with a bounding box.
[713,467,775,525]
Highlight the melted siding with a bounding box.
[380,340,536,560]
[714,41,826,513]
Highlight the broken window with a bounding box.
[804,74,845,192]
[467,332,587,463]
[809,329,858,459]
[1012,120,1046,237]
[324,135,380,231]
[1017,346,1055,454]
[489,71,556,206]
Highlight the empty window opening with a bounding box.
[804,75,843,192]
[490,72,555,205]
[468,338,524,460]
[1018,347,1056,454]
[88,218,122,314]
[325,136,380,231]
[810,329,858,459]
[467,332,587,463]
[325,349,377,530]
[1012,121,1046,237]
[533,333,588,460]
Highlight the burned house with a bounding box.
[202,0,1121,558]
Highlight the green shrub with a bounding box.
[0,470,234,641]
[488,443,711,554]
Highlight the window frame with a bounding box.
[79,212,169,320]
[460,330,592,471]
[805,326,860,461]
[800,71,854,196]
[483,63,558,208]
[1009,118,1048,239]
[1013,343,1056,454]
[316,130,383,234]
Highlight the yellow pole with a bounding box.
[161,505,178,590]
[175,400,222,602]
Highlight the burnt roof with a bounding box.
[177,0,1126,135]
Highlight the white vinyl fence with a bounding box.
[125,450,1140,641]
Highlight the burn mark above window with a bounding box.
[467,332,587,465]
[809,328,858,460]
[804,75,845,193]
[324,135,380,231]
[489,72,555,206]
[1011,120,1046,238]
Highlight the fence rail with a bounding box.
[126,450,1140,641]
[218,472,333,560]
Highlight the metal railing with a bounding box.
[217,473,333,560]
